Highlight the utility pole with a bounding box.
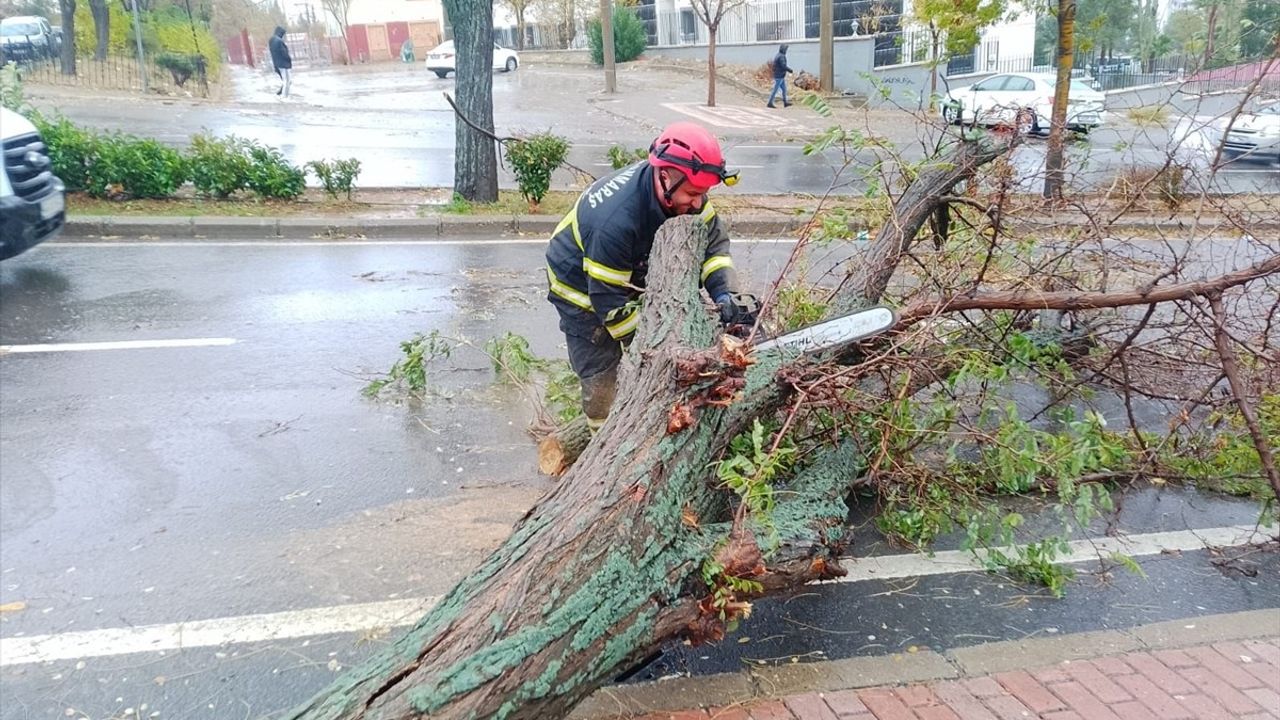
[600,0,616,92]
[129,0,149,93]
[819,0,833,91]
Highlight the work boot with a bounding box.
[580,364,619,432]
[766,102,776,108]
[784,101,792,107]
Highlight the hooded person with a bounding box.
[767,43,793,108]
[269,26,293,97]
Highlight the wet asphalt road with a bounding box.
[1,237,1276,719]
[25,63,1279,196]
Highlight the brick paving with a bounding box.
[628,637,1280,720]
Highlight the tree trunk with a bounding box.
[89,0,109,61]
[706,24,717,107]
[538,416,591,476]
[442,0,498,203]
[1043,0,1075,201]
[59,0,76,75]
[1204,0,1219,68]
[515,7,526,50]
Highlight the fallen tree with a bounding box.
[290,132,1279,718]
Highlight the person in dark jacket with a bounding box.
[268,26,292,97]
[545,122,758,430]
[767,43,793,108]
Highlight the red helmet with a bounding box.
[648,122,738,190]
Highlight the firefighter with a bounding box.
[544,121,759,431]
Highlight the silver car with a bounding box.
[1223,101,1280,164]
[942,72,1106,134]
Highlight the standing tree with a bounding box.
[689,0,747,107]
[500,0,532,49]
[88,0,108,60]
[320,0,351,40]
[912,0,1005,108]
[57,0,75,74]
[443,0,498,202]
[1043,0,1075,200]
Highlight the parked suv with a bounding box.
[1,107,65,260]
[0,15,57,62]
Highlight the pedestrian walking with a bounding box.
[269,26,293,97]
[767,43,793,108]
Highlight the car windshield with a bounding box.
[1,22,41,36]
[1259,103,1280,116]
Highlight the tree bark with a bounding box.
[706,24,717,107]
[442,0,498,202]
[89,0,109,61]
[59,0,76,75]
[1043,0,1075,200]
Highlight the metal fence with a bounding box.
[9,52,213,97]
[871,29,931,68]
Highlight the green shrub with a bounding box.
[607,145,648,170]
[188,134,251,198]
[588,6,648,65]
[245,144,305,200]
[1,61,26,112]
[155,52,204,88]
[34,116,99,193]
[505,133,569,208]
[306,158,363,200]
[90,136,187,198]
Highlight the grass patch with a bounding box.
[1126,106,1170,126]
[67,193,367,217]
[434,190,578,217]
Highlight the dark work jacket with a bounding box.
[269,30,292,70]
[545,161,737,342]
[772,50,791,79]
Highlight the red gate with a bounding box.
[346,24,371,63]
[387,21,411,59]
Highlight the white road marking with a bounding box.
[831,525,1273,584]
[661,102,787,129]
[0,525,1269,667]
[0,338,238,354]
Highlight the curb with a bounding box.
[60,213,1274,241]
[567,608,1280,718]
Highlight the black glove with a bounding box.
[717,292,760,327]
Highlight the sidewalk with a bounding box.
[571,609,1280,720]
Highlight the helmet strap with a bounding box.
[659,168,687,207]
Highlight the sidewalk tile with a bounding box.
[856,689,915,720]
[665,712,712,719]
[893,685,941,707]
[707,706,753,720]
[1239,714,1280,720]
[783,693,838,720]
[914,706,961,720]
[1113,670,1196,719]
[1177,692,1234,720]
[1060,660,1132,703]
[960,678,1005,699]
[1242,660,1280,692]
[1244,640,1280,667]
[1088,656,1135,677]
[978,695,1037,720]
[1124,652,1197,695]
[1181,665,1266,714]
[929,681,999,720]
[820,690,870,718]
[1186,645,1268,689]
[1151,648,1199,668]
[1046,680,1122,720]
[1107,701,1159,720]
[993,671,1067,714]
[1030,666,1070,685]
[1214,640,1272,668]
[1039,713,1082,720]
[747,700,796,720]
[1246,688,1280,713]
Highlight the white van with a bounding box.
[1,107,64,260]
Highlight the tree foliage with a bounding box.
[912,0,1006,57]
[587,4,645,65]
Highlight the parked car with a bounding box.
[1,107,65,261]
[1222,100,1280,164]
[941,72,1106,134]
[0,15,56,62]
[425,40,519,79]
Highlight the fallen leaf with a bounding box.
[0,601,26,613]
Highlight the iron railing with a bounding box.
[8,52,214,97]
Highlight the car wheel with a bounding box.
[505,57,517,72]
[433,70,449,79]
[942,103,960,125]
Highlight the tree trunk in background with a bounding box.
[59,0,76,75]
[89,0,109,61]
[1043,0,1075,200]
[706,24,718,106]
[442,0,498,203]
[1203,0,1219,68]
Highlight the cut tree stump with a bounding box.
[537,416,592,476]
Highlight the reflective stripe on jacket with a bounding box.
[545,161,737,341]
